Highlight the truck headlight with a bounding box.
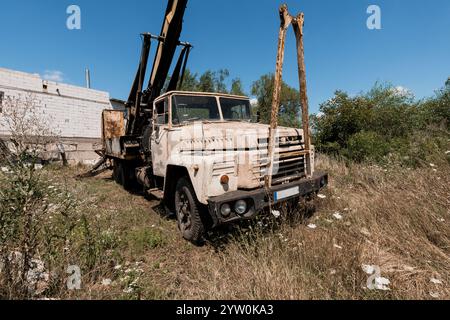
[221,204,231,217]
[235,200,247,215]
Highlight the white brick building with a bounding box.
[0,68,123,164]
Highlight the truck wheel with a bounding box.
[113,160,122,185]
[175,177,204,244]
[120,162,135,191]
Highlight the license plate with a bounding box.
[274,186,300,201]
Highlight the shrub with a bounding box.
[345,131,389,163]
[313,82,449,165]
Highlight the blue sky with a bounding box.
[0,0,449,113]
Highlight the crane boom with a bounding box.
[126,0,189,136]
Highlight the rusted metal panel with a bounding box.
[102,110,125,140]
[102,110,126,158]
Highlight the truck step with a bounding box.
[148,188,164,200]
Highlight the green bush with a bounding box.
[345,131,389,163]
[313,82,449,166]
[0,156,122,299]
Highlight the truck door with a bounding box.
[151,98,169,177]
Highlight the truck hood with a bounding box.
[175,121,304,150]
[168,121,309,191]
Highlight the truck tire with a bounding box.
[113,160,122,185]
[175,177,204,244]
[120,162,135,191]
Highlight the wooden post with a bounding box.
[292,13,312,177]
[265,5,292,190]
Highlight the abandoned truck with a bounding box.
[99,0,328,243]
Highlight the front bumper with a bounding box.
[207,172,328,226]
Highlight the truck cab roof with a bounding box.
[154,91,249,104]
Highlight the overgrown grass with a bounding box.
[167,155,449,300]
[1,154,449,300]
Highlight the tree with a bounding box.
[251,73,300,127]
[230,78,246,96]
[179,69,199,92]
[214,69,230,94]
[196,69,232,93]
[198,71,215,93]
[1,93,59,158]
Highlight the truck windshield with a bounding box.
[220,98,252,121]
[172,95,220,124]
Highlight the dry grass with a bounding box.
[174,155,449,300]
[21,154,450,300]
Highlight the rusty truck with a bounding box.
[100,0,328,243]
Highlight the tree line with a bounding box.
[177,68,449,166]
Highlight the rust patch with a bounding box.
[102,110,125,140]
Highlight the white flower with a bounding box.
[429,163,436,168]
[272,210,281,218]
[307,224,317,229]
[1,167,9,173]
[332,212,343,220]
[114,265,122,270]
[101,279,112,286]
[123,287,134,294]
[317,194,327,199]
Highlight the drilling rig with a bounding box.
[100,1,328,244]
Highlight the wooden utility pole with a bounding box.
[292,13,312,177]
[265,5,292,189]
[265,5,312,191]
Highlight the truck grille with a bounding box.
[257,134,306,185]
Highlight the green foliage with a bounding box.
[180,69,199,91]
[313,82,450,165]
[345,131,389,163]
[0,156,123,299]
[230,78,246,96]
[126,227,165,254]
[251,73,301,127]
[179,68,236,94]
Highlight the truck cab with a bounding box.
[136,91,328,243]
